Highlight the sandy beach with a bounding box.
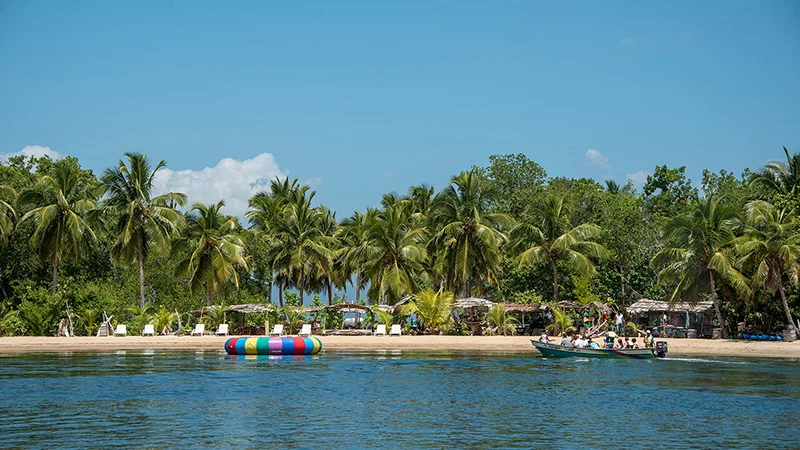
[1,335,799,358]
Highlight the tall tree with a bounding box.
[750,146,800,211]
[364,203,428,304]
[175,201,248,306]
[652,197,750,332]
[736,201,800,336]
[510,195,609,303]
[429,171,512,297]
[16,159,98,292]
[339,209,378,303]
[474,153,547,218]
[100,153,186,309]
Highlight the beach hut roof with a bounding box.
[452,297,495,309]
[626,298,714,314]
[327,302,371,313]
[584,301,613,315]
[223,304,276,314]
[498,302,547,313]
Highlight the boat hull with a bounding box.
[530,340,654,359]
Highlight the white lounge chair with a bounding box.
[216,324,229,336]
[191,324,205,336]
[389,324,402,336]
[298,324,312,337]
[113,324,127,337]
[269,324,284,336]
[142,324,155,336]
[374,324,387,336]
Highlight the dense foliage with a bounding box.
[1,149,798,336]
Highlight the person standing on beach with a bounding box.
[616,312,624,334]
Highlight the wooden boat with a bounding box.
[530,339,655,359]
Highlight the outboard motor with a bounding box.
[655,341,668,358]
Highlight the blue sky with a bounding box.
[1,0,798,218]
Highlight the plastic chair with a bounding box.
[389,324,402,336]
[113,324,127,336]
[142,324,155,336]
[374,324,387,336]
[269,324,284,336]
[215,324,228,336]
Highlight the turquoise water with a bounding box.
[0,351,798,449]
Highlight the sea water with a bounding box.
[0,351,797,448]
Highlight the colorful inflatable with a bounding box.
[224,336,322,355]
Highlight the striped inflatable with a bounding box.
[224,336,322,355]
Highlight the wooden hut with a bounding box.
[626,298,714,337]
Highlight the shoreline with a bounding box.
[1,335,799,359]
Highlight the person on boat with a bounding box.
[605,329,618,349]
[630,338,639,349]
[616,338,625,349]
[560,332,572,347]
[539,332,550,343]
[624,337,631,349]
[644,330,655,348]
[574,335,587,348]
[587,338,600,349]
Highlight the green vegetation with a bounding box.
[0,148,798,337]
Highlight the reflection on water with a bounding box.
[0,351,797,448]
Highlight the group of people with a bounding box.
[539,329,655,350]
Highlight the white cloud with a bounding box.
[0,145,63,162]
[151,153,289,219]
[621,37,635,45]
[585,149,610,170]
[627,170,651,186]
[383,170,396,178]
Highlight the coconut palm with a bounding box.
[750,146,800,204]
[269,193,334,303]
[510,195,609,303]
[736,200,800,335]
[364,203,428,304]
[429,171,512,297]
[651,197,750,331]
[175,201,248,306]
[0,185,17,247]
[339,209,378,302]
[401,288,453,333]
[16,160,98,292]
[485,304,517,336]
[100,153,186,309]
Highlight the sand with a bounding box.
[1,335,799,358]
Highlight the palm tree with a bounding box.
[0,185,17,247]
[401,288,454,333]
[485,304,517,336]
[16,160,98,292]
[339,209,378,303]
[429,171,512,297]
[750,146,800,204]
[510,196,609,303]
[546,307,576,335]
[269,192,334,303]
[100,153,186,309]
[175,201,248,306]
[651,197,750,332]
[736,200,800,336]
[364,203,428,304]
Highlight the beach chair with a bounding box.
[215,324,228,336]
[389,324,402,336]
[298,324,312,337]
[142,324,155,336]
[113,324,127,337]
[191,324,205,336]
[374,324,387,336]
[269,324,284,336]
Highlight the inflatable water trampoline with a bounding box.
[224,336,322,355]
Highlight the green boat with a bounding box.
[530,339,657,359]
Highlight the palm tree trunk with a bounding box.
[355,266,362,303]
[551,259,559,303]
[137,239,145,310]
[205,281,212,306]
[51,263,58,294]
[709,271,724,336]
[778,280,797,337]
[278,283,284,308]
[327,279,333,306]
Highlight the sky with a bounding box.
[1,0,799,219]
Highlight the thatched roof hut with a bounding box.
[224,304,275,314]
[498,303,547,313]
[452,297,495,309]
[327,302,371,313]
[627,299,713,314]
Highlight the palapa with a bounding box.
[452,297,495,309]
[626,298,714,314]
[498,302,547,313]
